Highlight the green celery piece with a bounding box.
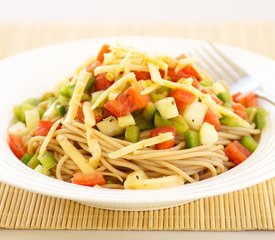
[39,151,57,170]
[246,107,257,123]
[217,91,232,104]
[24,98,40,106]
[20,103,34,122]
[184,130,200,148]
[59,85,75,98]
[21,153,33,165]
[27,153,40,169]
[13,105,22,120]
[240,136,258,153]
[220,116,240,126]
[151,92,168,103]
[125,125,140,143]
[56,104,67,117]
[91,91,105,107]
[142,102,156,121]
[154,112,188,136]
[34,164,50,176]
[254,107,268,130]
[135,115,154,130]
[85,76,95,92]
[81,92,91,101]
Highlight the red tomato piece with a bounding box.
[72,172,106,187]
[36,120,59,136]
[224,140,251,164]
[168,89,196,113]
[94,73,113,91]
[232,92,241,103]
[8,134,26,159]
[75,104,85,123]
[93,108,104,123]
[104,82,150,117]
[134,71,151,80]
[167,68,192,82]
[180,65,202,80]
[86,60,101,75]
[97,44,111,63]
[204,108,221,130]
[235,92,258,107]
[233,103,248,120]
[150,126,176,150]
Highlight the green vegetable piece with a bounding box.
[254,107,268,130]
[81,92,91,101]
[170,116,189,135]
[85,76,95,92]
[21,153,33,165]
[151,92,168,103]
[24,98,40,106]
[135,115,154,130]
[217,91,232,104]
[27,153,40,169]
[246,107,257,123]
[142,102,156,121]
[240,136,258,153]
[220,116,240,126]
[13,105,22,120]
[34,164,50,176]
[56,104,67,117]
[91,91,105,107]
[125,125,140,143]
[20,103,34,122]
[184,130,200,148]
[154,112,188,136]
[39,151,57,170]
[59,85,75,98]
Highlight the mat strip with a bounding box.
[0,23,275,230]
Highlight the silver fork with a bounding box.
[193,41,275,105]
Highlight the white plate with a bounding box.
[0,37,274,211]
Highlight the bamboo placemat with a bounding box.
[0,23,275,230]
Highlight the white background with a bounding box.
[1,0,275,239]
[0,0,274,23]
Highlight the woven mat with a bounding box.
[0,23,275,230]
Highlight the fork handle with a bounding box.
[255,90,275,106]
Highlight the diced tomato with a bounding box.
[168,89,196,113]
[94,73,113,91]
[75,104,85,123]
[93,108,104,122]
[72,172,106,187]
[234,92,258,107]
[159,69,166,78]
[233,103,247,120]
[150,126,176,150]
[86,60,101,75]
[97,44,111,63]
[36,120,60,136]
[104,82,150,117]
[204,108,221,130]
[134,71,151,80]
[224,140,251,164]
[167,68,192,82]
[232,92,241,103]
[8,134,26,159]
[180,65,202,80]
[192,78,200,89]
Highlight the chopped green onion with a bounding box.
[81,92,91,101]
[59,85,75,98]
[56,104,67,117]
[34,164,50,176]
[184,130,200,148]
[125,125,140,143]
[240,136,258,153]
[39,151,57,170]
[246,107,257,123]
[21,153,33,165]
